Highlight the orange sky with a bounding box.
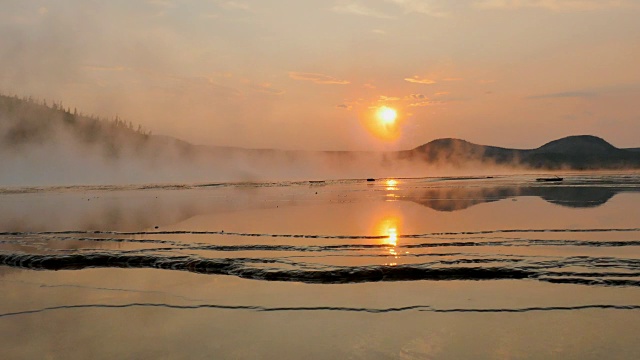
[1,0,639,150]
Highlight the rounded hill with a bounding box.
[534,135,620,155]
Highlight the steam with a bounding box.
[6,94,636,188]
[0,94,538,187]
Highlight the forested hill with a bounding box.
[0,94,154,158]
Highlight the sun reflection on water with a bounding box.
[376,215,402,261]
[385,179,399,191]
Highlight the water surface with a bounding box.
[1,173,639,359]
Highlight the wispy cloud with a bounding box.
[218,1,251,11]
[404,76,437,84]
[332,2,395,19]
[475,0,638,11]
[379,95,401,101]
[250,82,285,95]
[409,100,440,107]
[289,72,350,85]
[146,0,174,7]
[83,65,131,72]
[336,103,353,110]
[385,0,449,17]
[527,91,597,99]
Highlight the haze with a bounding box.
[1,0,640,151]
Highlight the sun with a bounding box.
[376,106,397,125]
[361,105,401,141]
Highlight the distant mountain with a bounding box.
[403,135,640,170]
[534,135,619,155]
[522,135,640,169]
[401,138,518,165]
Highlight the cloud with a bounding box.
[146,0,174,7]
[409,101,431,107]
[146,0,175,15]
[385,0,449,17]
[142,73,244,98]
[527,91,597,99]
[332,2,394,19]
[404,76,437,84]
[218,1,251,11]
[475,0,638,11]
[336,103,353,110]
[250,82,285,95]
[289,72,350,85]
[379,95,401,101]
[83,65,131,72]
[408,94,426,99]
[434,91,450,96]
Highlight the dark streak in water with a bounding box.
[3,227,639,240]
[1,253,639,286]
[0,303,638,319]
[2,236,639,254]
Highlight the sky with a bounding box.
[1,0,639,151]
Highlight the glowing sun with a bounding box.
[376,106,397,125]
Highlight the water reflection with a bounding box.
[385,179,399,191]
[403,185,640,212]
[1,177,639,234]
[375,216,401,261]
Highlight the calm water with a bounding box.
[1,173,639,359]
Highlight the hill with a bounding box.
[522,135,639,169]
[0,94,152,158]
[402,135,640,170]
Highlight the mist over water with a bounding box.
[0,95,527,187]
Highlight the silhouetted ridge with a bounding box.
[535,135,620,155]
[405,135,640,170]
[406,138,518,164]
[523,135,638,169]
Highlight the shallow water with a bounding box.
[1,173,640,359]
